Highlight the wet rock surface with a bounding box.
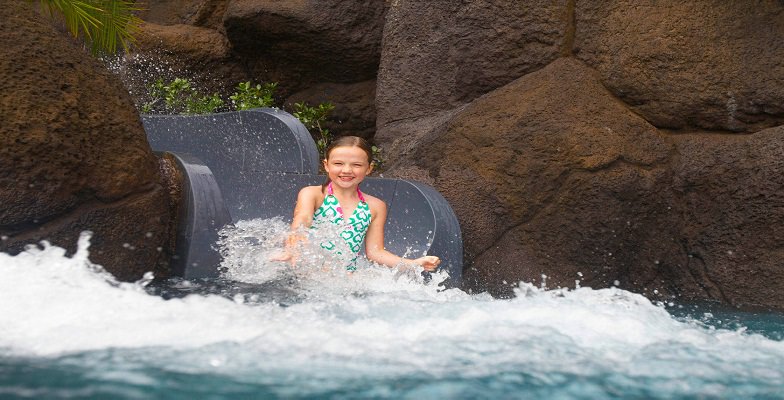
[224,0,386,92]
[574,1,784,132]
[388,58,675,298]
[136,0,229,28]
[124,22,247,97]
[375,0,570,156]
[668,129,784,308]
[0,1,173,280]
[388,58,784,310]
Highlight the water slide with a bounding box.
[142,108,463,287]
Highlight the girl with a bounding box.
[276,136,440,272]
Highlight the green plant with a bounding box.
[185,93,224,115]
[292,102,335,159]
[371,145,385,172]
[158,77,188,111]
[34,0,142,55]
[139,79,343,157]
[229,81,277,110]
[142,78,222,115]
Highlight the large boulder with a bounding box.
[223,0,387,94]
[389,57,784,310]
[375,0,570,158]
[136,0,228,28]
[574,1,784,132]
[0,2,173,280]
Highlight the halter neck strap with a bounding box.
[327,182,366,202]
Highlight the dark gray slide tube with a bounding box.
[143,109,463,285]
[165,152,232,279]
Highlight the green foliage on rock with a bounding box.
[230,81,277,110]
[141,78,223,115]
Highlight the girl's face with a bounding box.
[323,146,373,189]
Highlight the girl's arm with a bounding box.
[272,186,320,262]
[364,198,440,272]
[290,186,320,230]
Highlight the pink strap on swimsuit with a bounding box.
[327,182,366,218]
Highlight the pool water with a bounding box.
[1,220,783,399]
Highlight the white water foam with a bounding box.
[1,223,783,396]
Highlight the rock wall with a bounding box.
[574,1,784,132]
[131,1,784,309]
[376,0,570,156]
[377,1,784,310]
[0,2,174,281]
[394,58,784,309]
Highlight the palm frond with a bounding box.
[86,0,143,54]
[37,0,101,38]
[34,0,143,55]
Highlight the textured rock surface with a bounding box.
[136,0,229,28]
[224,0,387,94]
[389,58,784,310]
[574,1,784,132]
[375,0,570,156]
[668,129,784,308]
[0,2,173,280]
[390,58,672,294]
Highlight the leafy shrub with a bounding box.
[230,82,277,110]
[185,94,224,115]
[141,78,223,115]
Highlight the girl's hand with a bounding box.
[271,231,305,266]
[269,250,297,266]
[413,256,441,272]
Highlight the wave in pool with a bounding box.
[1,222,783,399]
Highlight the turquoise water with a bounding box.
[1,221,783,399]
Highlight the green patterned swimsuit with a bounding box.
[312,182,372,270]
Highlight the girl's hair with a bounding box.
[322,136,373,188]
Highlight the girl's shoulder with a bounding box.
[361,192,387,213]
[298,185,326,203]
[300,185,325,195]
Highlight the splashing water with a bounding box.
[1,222,783,399]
